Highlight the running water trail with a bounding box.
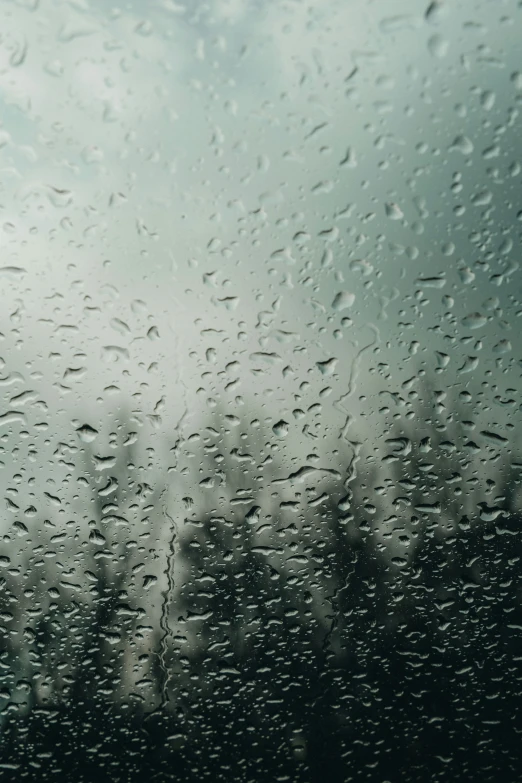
[334,323,380,443]
[156,485,181,709]
[145,335,188,722]
[322,325,380,656]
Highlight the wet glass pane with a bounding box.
[0,0,521,780]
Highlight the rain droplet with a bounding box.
[332,291,355,311]
[450,135,473,155]
[272,420,289,437]
[461,313,487,330]
[76,424,99,443]
[493,340,511,355]
[416,275,446,288]
[458,266,475,284]
[385,202,404,220]
[316,358,338,376]
[0,266,26,279]
[428,33,449,58]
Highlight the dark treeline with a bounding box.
[0,393,521,782]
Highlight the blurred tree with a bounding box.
[0,398,521,782]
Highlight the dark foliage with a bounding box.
[0,405,521,782]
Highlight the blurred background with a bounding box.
[0,0,521,780]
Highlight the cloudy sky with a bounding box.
[0,0,520,517]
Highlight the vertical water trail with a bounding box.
[147,334,188,720]
[322,325,379,656]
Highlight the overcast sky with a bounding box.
[0,0,520,517]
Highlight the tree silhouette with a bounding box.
[0,395,520,782]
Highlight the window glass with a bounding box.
[0,0,520,780]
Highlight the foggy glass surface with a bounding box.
[0,0,521,781]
